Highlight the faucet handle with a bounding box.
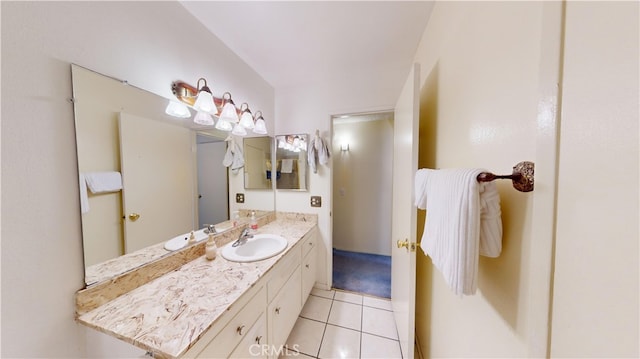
[204,224,216,234]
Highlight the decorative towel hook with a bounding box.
[477,161,535,192]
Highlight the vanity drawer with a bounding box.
[229,312,267,359]
[195,286,266,359]
[302,230,316,257]
[267,248,301,302]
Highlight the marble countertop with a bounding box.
[77,217,316,359]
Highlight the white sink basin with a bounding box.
[164,229,208,251]
[221,234,288,262]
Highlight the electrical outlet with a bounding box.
[236,193,245,203]
[310,196,322,207]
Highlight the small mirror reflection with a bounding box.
[275,134,309,191]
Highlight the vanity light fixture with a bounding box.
[231,123,248,136]
[239,103,255,129]
[341,143,350,152]
[253,111,268,135]
[218,92,240,123]
[167,80,268,134]
[165,101,191,118]
[193,78,216,114]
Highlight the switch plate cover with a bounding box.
[310,196,322,207]
[236,193,245,203]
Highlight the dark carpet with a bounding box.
[332,248,391,298]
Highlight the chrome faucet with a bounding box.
[204,224,217,234]
[232,228,253,247]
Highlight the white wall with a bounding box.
[333,116,394,256]
[551,1,639,356]
[412,1,639,357]
[1,2,273,357]
[412,2,551,356]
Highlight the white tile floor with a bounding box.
[283,288,402,359]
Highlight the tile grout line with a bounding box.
[359,299,364,359]
[315,294,335,359]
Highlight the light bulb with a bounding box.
[239,111,255,129]
[231,123,247,136]
[165,101,191,118]
[215,118,233,131]
[193,90,215,113]
[253,117,267,134]
[193,111,214,126]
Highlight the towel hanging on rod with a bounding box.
[476,161,535,192]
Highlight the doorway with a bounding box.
[331,111,394,298]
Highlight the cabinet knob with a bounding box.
[305,264,310,268]
[236,325,245,335]
[128,213,141,221]
[255,336,262,344]
[275,307,281,314]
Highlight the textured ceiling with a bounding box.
[181,1,434,89]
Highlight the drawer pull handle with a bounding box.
[275,307,281,314]
[237,325,245,335]
[256,336,262,344]
[305,264,310,268]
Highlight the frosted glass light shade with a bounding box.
[253,117,267,134]
[215,118,233,131]
[194,111,215,126]
[165,101,191,118]
[231,123,247,136]
[239,111,255,129]
[219,102,239,123]
[193,90,215,113]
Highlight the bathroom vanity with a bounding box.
[76,213,318,359]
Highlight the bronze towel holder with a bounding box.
[476,161,535,192]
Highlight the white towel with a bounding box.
[307,133,330,173]
[79,173,90,214]
[84,171,123,193]
[414,168,502,295]
[223,136,244,174]
[281,159,294,173]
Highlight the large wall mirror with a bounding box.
[244,137,273,190]
[72,65,274,286]
[275,134,309,190]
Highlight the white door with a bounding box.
[119,112,195,253]
[391,64,420,358]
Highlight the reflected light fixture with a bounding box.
[341,143,350,152]
[239,103,255,129]
[165,101,191,118]
[218,92,239,123]
[231,123,247,136]
[193,78,216,114]
[194,111,215,126]
[253,111,268,135]
[215,118,233,131]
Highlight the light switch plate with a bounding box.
[310,196,322,207]
[236,193,245,203]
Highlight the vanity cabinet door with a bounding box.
[302,243,317,302]
[229,313,267,359]
[267,266,302,355]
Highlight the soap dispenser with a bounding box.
[205,233,217,260]
[250,211,258,231]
